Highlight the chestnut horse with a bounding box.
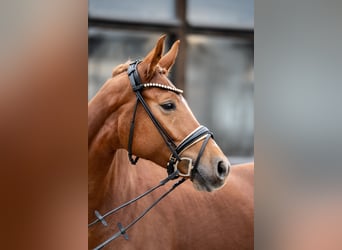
[89,35,253,249]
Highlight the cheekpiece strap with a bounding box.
[127,59,182,167]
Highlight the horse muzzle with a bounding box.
[190,158,230,192]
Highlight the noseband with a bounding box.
[127,60,213,178]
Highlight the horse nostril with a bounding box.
[216,161,229,180]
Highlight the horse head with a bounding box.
[110,35,230,191]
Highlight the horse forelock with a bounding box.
[156,65,168,75]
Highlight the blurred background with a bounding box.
[88,0,254,164]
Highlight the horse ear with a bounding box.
[159,40,180,71]
[142,35,166,80]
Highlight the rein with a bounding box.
[89,60,214,249]
[89,171,186,250]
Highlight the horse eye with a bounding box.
[160,102,176,111]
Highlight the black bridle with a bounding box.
[127,60,213,177]
[89,60,213,249]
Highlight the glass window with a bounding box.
[187,0,254,28]
[88,0,254,162]
[88,29,162,100]
[186,35,254,158]
[88,0,176,22]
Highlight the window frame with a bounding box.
[88,0,254,93]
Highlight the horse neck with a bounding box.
[88,76,132,211]
[88,149,138,221]
[88,75,129,146]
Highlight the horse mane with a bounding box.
[112,60,131,77]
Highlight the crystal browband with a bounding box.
[142,83,183,94]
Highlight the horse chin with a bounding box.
[192,180,215,192]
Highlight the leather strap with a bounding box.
[127,60,179,165]
[127,60,213,178]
